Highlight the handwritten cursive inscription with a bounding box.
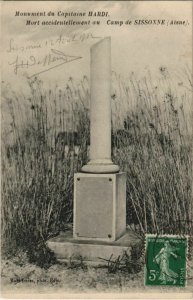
[8,49,82,77]
[7,33,102,54]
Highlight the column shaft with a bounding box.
[90,37,111,162]
[82,37,119,173]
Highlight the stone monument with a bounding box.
[74,37,126,242]
[47,38,137,264]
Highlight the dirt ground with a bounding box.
[1,254,193,297]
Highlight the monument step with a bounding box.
[47,228,140,265]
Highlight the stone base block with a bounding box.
[47,229,138,265]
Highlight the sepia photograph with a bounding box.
[1,0,193,298]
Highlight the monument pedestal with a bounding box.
[47,172,132,264]
[47,228,138,265]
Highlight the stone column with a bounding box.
[81,37,119,173]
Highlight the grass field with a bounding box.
[1,67,193,272]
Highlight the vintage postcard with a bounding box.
[1,0,193,299]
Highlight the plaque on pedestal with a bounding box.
[73,172,126,242]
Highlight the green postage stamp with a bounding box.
[145,235,188,287]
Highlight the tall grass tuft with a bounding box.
[1,76,90,260]
[112,68,192,235]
